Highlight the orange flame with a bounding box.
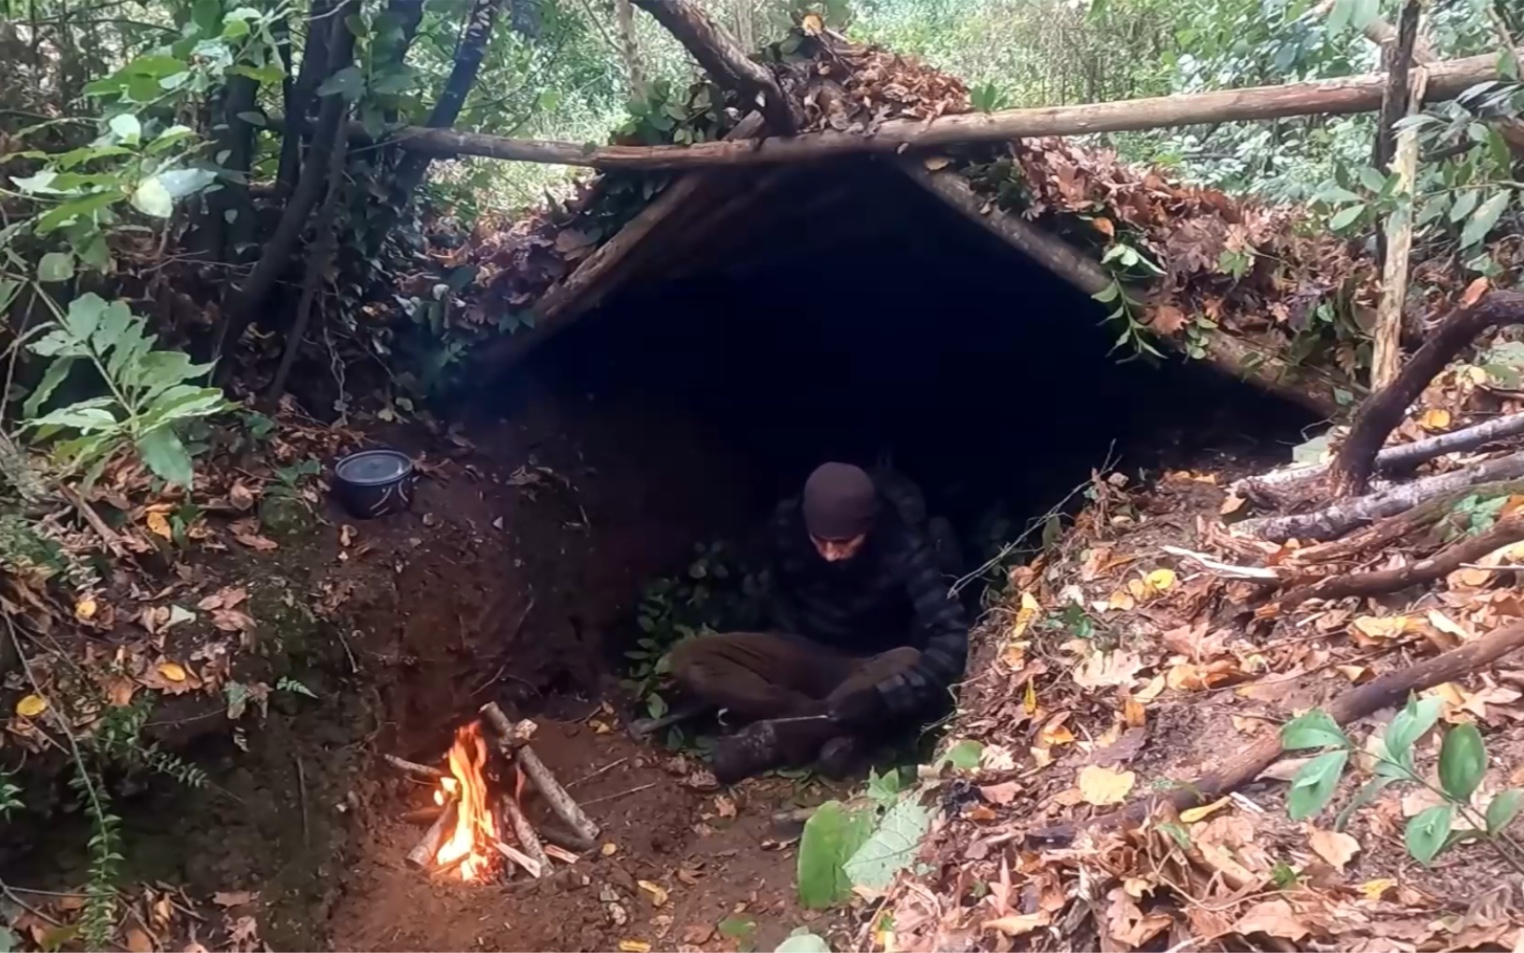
[432,721,500,881]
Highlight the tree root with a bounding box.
[1275,515,1524,608]
[1027,617,1524,847]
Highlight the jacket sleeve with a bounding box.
[875,533,968,717]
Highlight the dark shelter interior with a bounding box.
[511,157,1317,586]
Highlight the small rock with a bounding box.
[606,902,628,927]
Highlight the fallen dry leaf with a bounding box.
[637,880,669,907]
[15,694,47,718]
[213,609,256,633]
[617,941,651,953]
[601,842,619,857]
[1145,568,1176,591]
[159,661,188,683]
[74,596,97,621]
[1460,276,1490,308]
[980,781,1020,805]
[1233,899,1308,941]
[231,526,278,551]
[1077,765,1135,806]
[982,912,1051,937]
[125,927,155,953]
[146,510,173,540]
[1360,878,1397,901]
[712,795,736,819]
[1180,797,1231,824]
[1308,828,1360,871]
[213,891,257,908]
[1420,408,1453,432]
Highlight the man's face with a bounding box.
[811,534,867,562]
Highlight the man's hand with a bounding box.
[827,684,884,729]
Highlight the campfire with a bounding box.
[387,703,599,881]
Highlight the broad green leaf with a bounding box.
[91,299,135,354]
[63,293,108,340]
[797,801,875,909]
[1405,804,1455,865]
[1450,189,1480,224]
[1461,192,1511,249]
[1386,695,1444,765]
[26,328,87,358]
[1329,205,1364,230]
[1281,709,1347,750]
[147,125,197,154]
[131,176,174,217]
[22,357,76,418]
[108,112,142,144]
[317,65,364,100]
[125,54,190,79]
[37,251,76,283]
[1438,723,1487,802]
[1357,165,1387,193]
[12,170,60,193]
[1486,789,1523,835]
[938,739,984,772]
[135,427,193,487]
[28,404,118,432]
[843,796,931,890]
[866,767,905,807]
[1287,750,1347,820]
[36,192,120,234]
[775,932,830,953]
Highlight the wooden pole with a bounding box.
[352,50,1513,169]
[1371,63,1428,390]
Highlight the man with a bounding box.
[670,462,968,783]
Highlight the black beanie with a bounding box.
[802,463,877,540]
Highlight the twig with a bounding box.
[407,802,456,869]
[579,782,657,807]
[294,754,309,845]
[59,484,127,558]
[384,753,445,780]
[517,745,602,841]
[499,795,548,876]
[567,757,629,789]
[1161,546,1282,580]
[0,880,61,926]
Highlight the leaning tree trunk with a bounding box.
[275,0,335,196]
[215,0,358,374]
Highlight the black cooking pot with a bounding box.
[332,448,415,519]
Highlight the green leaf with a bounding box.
[843,796,931,889]
[135,427,193,487]
[131,176,174,217]
[27,403,118,432]
[1335,776,1392,832]
[1485,789,1523,835]
[1460,192,1511,249]
[108,113,142,144]
[91,299,134,354]
[277,676,319,699]
[937,739,984,772]
[317,65,364,100]
[147,124,197,153]
[1329,204,1364,230]
[1438,723,1487,802]
[63,293,109,341]
[1357,166,1387,193]
[37,251,76,283]
[646,693,668,719]
[1386,695,1444,764]
[36,191,120,234]
[1450,189,1480,223]
[158,168,218,198]
[22,357,76,418]
[1281,709,1348,750]
[797,801,875,908]
[774,932,830,953]
[1405,804,1455,865]
[1287,750,1347,820]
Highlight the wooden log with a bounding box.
[537,822,597,854]
[364,51,1514,169]
[406,802,457,869]
[474,114,765,374]
[900,162,1349,418]
[402,806,445,825]
[1370,62,1427,390]
[517,745,601,843]
[1241,449,1524,543]
[629,0,792,132]
[1330,291,1524,496]
[385,753,445,781]
[1030,616,1524,847]
[477,703,539,748]
[498,796,548,877]
[1275,515,1524,608]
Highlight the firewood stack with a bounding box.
[386,702,600,881]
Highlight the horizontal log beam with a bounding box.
[377,50,1510,169]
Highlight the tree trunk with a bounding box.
[347,50,1515,170]
[276,0,335,195]
[628,0,793,132]
[1370,0,1421,174]
[216,0,357,374]
[615,0,646,98]
[1370,63,1426,390]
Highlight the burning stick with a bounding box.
[480,703,602,843]
[498,796,548,877]
[385,753,446,781]
[406,802,457,869]
[492,839,543,879]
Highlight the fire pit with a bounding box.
[386,702,600,881]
